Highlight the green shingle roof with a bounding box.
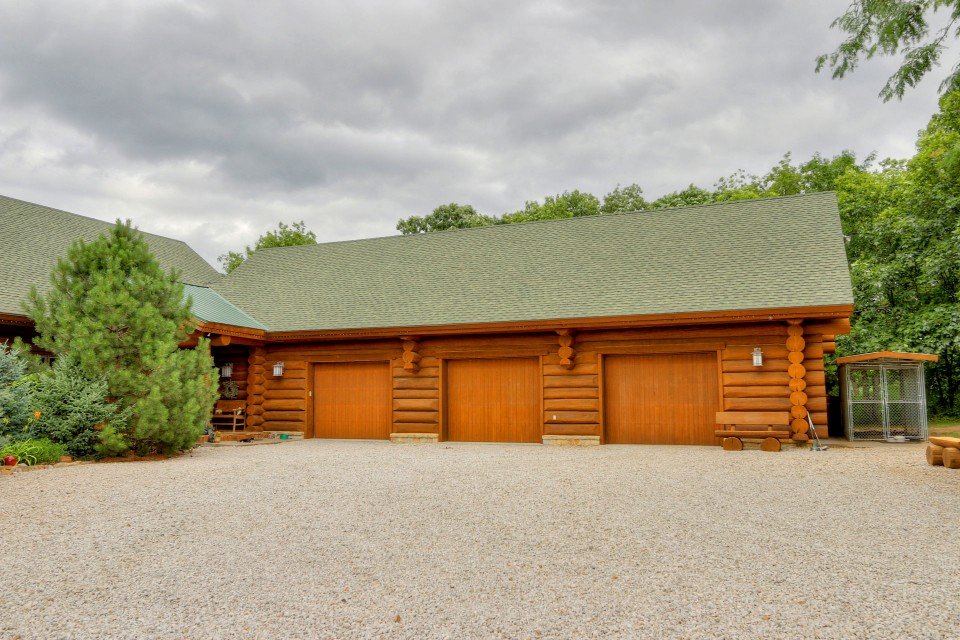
[0,194,221,318]
[212,192,853,333]
[183,284,267,330]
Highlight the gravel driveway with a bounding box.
[2,440,957,639]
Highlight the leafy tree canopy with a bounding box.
[219,220,317,272]
[837,91,960,410]
[600,183,648,214]
[816,0,960,100]
[397,203,493,234]
[500,190,600,224]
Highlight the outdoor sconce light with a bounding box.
[752,347,764,367]
[273,361,285,377]
[220,363,233,378]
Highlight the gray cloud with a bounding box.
[0,0,945,265]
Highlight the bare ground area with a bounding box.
[1,440,958,639]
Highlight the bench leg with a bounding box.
[721,437,743,451]
[760,437,781,452]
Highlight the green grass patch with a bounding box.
[0,438,68,466]
[929,417,960,438]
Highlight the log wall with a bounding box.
[250,318,841,440]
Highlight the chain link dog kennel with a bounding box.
[837,352,938,441]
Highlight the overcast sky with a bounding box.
[0,1,946,267]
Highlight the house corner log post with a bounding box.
[246,346,267,430]
[400,336,421,372]
[786,320,809,442]
[556,329,576,369]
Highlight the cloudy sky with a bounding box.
[0,1,945,268]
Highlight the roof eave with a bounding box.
[263,304,854,342]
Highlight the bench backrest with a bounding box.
[715,411,790,426]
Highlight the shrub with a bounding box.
[0,344,34,437]
[31,358,132,458]
[0,438,67,466]
[94,424,129,458]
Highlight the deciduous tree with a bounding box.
[219,221,317,273]
[396,203,492,234]
[817,0,960,100]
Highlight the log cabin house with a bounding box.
[1,191,853,446]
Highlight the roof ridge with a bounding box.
[245,191,837,257]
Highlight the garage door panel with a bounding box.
[446,358,540,443]
[604,352,720,445]
[313,362,391,439]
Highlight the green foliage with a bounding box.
[94,424,129,458]
[601,184,647,214]
[0,344,33,437]
[648,184,717,209]
[26,221,219,455]
[397,203,493,234]
[128,345,217,455]
[30,357,132,458]
[837,91,960,411]
[0,438,67,466]
[816,0,960,100]
[219,220,317,272]
[500,190,600,224]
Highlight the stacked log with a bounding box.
[246,347,266,430]
[556,329,576,369]
[400,337,421,373]
[926,437,960,469]
[786,321,809,442]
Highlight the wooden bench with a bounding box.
[211,400,246,432]
[715,411,791,452]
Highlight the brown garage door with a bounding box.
[445,358,541,442]
[604,352,720,445]
[313,361,391,439]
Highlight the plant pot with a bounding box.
[198,435,209,444]
[59,455,73,463]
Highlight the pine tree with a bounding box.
[0,343,33,437]
[26,221,218,454]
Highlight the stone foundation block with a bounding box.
[542,435,601,446]
[390,432,439,444]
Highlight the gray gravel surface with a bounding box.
[1,440,958,639]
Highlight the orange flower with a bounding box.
[34,411,41,419]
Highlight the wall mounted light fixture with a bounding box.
[273,361,285,377]
[220,363,233,378]
[752,347,764,367]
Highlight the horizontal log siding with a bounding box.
[247,320,837,440]
[257,340,400,434]
[392,351,441,435]
[554,322,835,441]
[542,352,601,437]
